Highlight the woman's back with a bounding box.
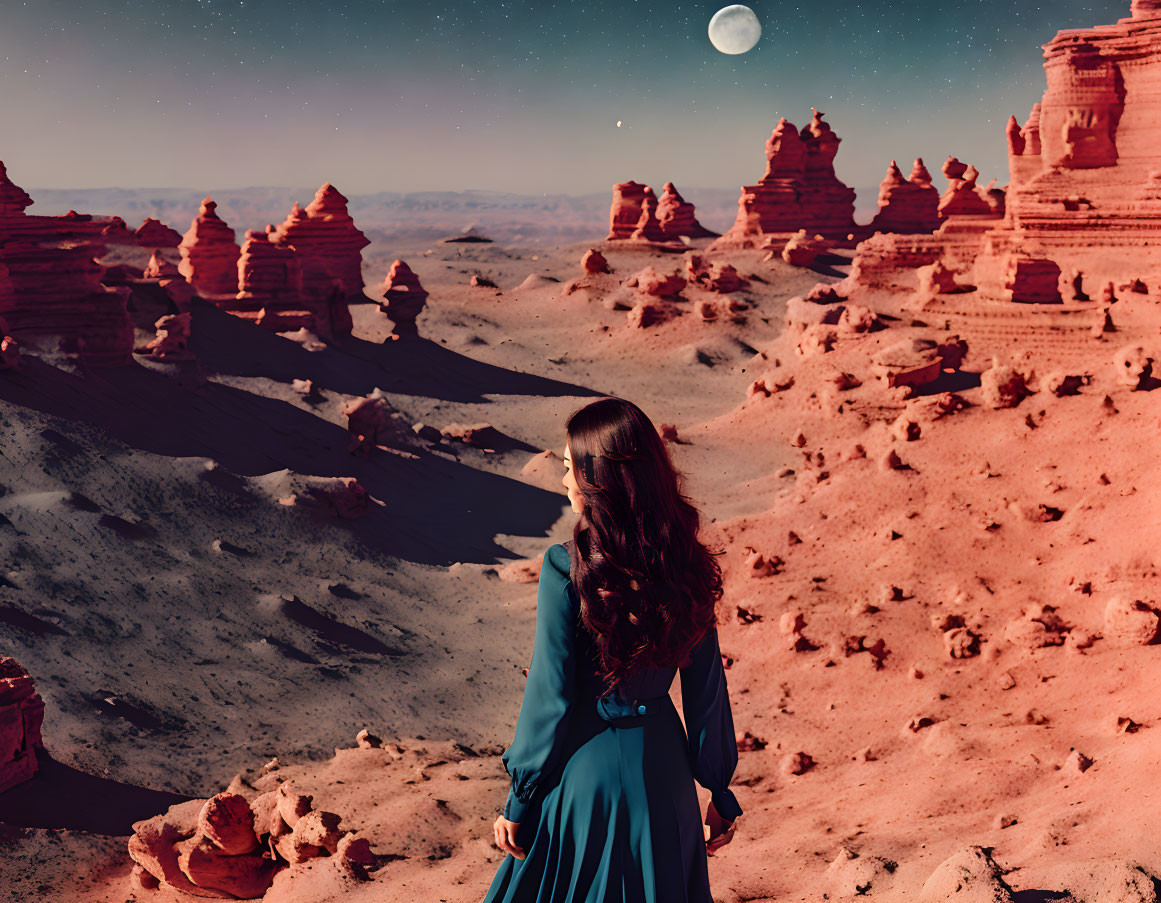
[483,542,742,903]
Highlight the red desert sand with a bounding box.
[2,2,1161,901]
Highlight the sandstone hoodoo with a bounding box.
[606,180,652,241]
[712,109,857,249]
[379,259,428,334]
[231,228,308,328]
[178,198,242,296]
[656,182,718,239]
[869,159,941,234]
[628,184,666,242]
[270,183,370,298]
[581,248,611,275]
[0,656,45,794]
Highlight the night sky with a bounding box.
[0,0,1137,195]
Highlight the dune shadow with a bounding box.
[0,355,570,564]
[0,602,67,636]
[279,594,407,656]
[188,296,604,403]
[0,750,192,835]
[1012,891,1071,902]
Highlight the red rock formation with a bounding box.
[178,198,241,296]
[937,163,997,218]
[237,228,349,336]
[799,109,858,234]
[714,111,857,248]
[1004,254,1063,304]
[606,181,651,240]
[133,218,182,249]
[270,184,370,297]
[988,1,1161,292]
[581,248,611,275]
[0,162,33,215]
[625,266,685,297]
[0,656,45,793]
[707,263,746,293]
[379,260,428,333]
[629,186,666,242]
[237,229,303,304]
[781,230,828,267]
[866,1,1161,302]
[143,251,181,280]
[129,783,370,897]
[134,312,193,361]
[344,390,402,454]
[0,162,134,366]
[656,182,718,239]
[869,160,941,234]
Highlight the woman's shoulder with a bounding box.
[545,542,572,577]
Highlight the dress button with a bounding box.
[637,704,646,714]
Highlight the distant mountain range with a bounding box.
[27,186,880,247]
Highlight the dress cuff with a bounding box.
[503,783,530,822]
[711,788,743,823]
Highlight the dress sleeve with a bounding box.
[501,543,577,822]
[679,624,744,823]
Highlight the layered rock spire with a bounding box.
[178,198,242,295]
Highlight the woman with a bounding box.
[483,396,742,903]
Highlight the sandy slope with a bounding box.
[1,233,1159,902]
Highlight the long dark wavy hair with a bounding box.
[564,396,725,695]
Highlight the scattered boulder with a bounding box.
[826,846,898,899]
[1043,859,1160,903]
[1113,345,1154,388]
[1043,371,1090,396]
[744,548,783,577]
[1061,749,1095,773]
[343,390,405,455]
[626,266,685,297]
[133,312,193,361]
[781,229,827,267]
[918,846,1016,903]
[302,478,382,519]
[1003,604,1070,649]
[782,751,815,775]
[440,422,509,450]
[1103,597,1160,646]
[581,248,611,275]
[128,781,371,897]
[626,298,675,328]
[981,359,1032,408]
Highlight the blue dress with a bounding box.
[483,542,743,903]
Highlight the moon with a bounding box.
[708,5,762,55]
